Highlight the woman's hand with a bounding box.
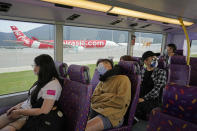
[139,98,145,103]
[8,110,21,120]
[6,106,20,116]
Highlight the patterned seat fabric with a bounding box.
[147,108,197,131]
[55,61,68,79]
[168,56,190,85]
[68,64,90,85]
[162,84,197,124]
[106,61,141,131]
[58,78,92,131]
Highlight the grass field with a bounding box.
[0,64,97,95]
[191,54,197,57]
[0,62,119,95]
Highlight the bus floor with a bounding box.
[132,120,148,131]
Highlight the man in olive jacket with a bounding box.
[86,59,131,131]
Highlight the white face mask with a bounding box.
[164,49,168,56]
[97,63,108,75]
[34,71,38,75]
[150,59,158,68]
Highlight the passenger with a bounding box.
[163,43,177,65]
[86,59,131,131]
[0,54,64,131]
[135,51,166,120]
[120,55,133,61]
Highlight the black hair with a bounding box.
[96,59,114,68]
[167,43,177,52]
[30,54,60,105]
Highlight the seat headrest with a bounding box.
[68,64,90,84]
[170,56,187,65]
[175,50,183,56]
[131,57,140,62]
[118,61,140,75]
[55,61,68,78]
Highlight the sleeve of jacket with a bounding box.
[102,76,131,109]
[143,69,167,101]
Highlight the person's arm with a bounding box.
[9,99,55,119]
[101,76,131,109]
[10,80,62,118]
[143,69,166,101]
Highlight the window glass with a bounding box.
[133,32,163,57]
[63,26,129,77]
[191,40,197,57]
[0,19,54,95]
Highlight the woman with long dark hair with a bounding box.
[0,54,64,131]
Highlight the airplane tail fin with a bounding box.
[10,26,33,46]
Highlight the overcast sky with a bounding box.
[0,19,45,33]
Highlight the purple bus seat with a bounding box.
[168,56,190,85]
[67,64,90,85]
[90,69,100,91]
[170,56,187,65]
[0,105,13,116]
[106,61,141,131]
[131,57,140,62]
[58,78,92,131]
[147,108,197,131]
[55,61,68,79]
[175,50,184,56]
[158,57,167,69]
[162,84,197,124]
[189,57,197,86]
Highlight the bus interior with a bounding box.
[0,0,197,131]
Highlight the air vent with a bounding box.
[140,24,151,28]
[107,13,118,17]
[162,22,169,25]
[130,23,138,27]
[66,14,80,20]
[55,3,73,9]
[0,2,12,12]
[110,19,122,25]
[163,27,173,31]
[138,18,147,21]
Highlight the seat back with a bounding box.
[158,56,167,69]
[175,49,184,56]
[168,56,190,85]
[118,61,141,126]
[147,108,197,131]
[90,69,100,91]
[162,84,197,124]
[189,57,197,86]
[58,78,92,131]
[68,64,90,85]
[55,61,68,79]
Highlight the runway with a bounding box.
[0,44,162,73]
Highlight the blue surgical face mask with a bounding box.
[97,63,108,75]
[150,59,158,68]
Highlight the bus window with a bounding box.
[0,19,54,95]
[133,32,163,57]
[191,40,197,57]
[63,26,129,77]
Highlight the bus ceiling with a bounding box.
[0,0,196,33]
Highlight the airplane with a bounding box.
[8,26,121,49]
